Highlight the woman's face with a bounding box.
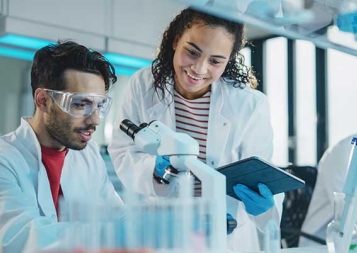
[172,22,234,100]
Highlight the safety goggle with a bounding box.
[44,89,112,119]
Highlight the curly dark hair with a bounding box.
[152,7,257,100]
[31,40,117,96]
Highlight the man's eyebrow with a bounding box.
[187,42,228,59]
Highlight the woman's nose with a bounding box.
[191,60,208,75]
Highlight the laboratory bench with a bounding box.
[245,246,327,253]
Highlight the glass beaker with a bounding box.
[326,192,357,253]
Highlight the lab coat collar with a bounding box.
[146,83,176,129]
[16,117,58,218]
[206,80,231,167]
[15,117,43,162]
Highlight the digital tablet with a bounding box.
[217,156,305,201]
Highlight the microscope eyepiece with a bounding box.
[120,119,145,140]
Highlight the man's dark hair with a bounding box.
[152,7,257,100]
[31,40,117,96]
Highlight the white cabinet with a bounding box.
[8,0,109,36]
[0,0,186,59]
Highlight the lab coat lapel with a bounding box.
[20,118,57,218]
[206,83,231,168]
[146,93,176,129]
[37,164,57,218]
[60,152,90,203]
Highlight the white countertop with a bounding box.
[241,246,328,253]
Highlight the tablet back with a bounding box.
[217,156,305,201]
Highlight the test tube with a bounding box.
[264,219,281,253]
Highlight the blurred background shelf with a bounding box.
[176,0,357,57]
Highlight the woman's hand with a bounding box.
[233,183,275,216]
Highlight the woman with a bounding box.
[108,7,283,252]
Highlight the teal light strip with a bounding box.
[105,53,152,69]
[0,34,54,50]
[0,46,139,76]
[0,46,35,61]
[114,66,138,76]
[0,34,150,76]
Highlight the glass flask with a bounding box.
[326,192,357,253]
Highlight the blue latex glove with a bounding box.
[155,155,171,178]
[233,183,274,216]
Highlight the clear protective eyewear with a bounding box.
[44,89,112,119]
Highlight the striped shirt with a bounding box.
[174,90,211,196]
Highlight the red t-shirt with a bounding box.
[41,145,66,216]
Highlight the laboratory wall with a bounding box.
[0,56,32,135]
[0,0,185,142]
[1,0,185,59]
[1,0,357,168]
[258,37,357,167]
[327,50,357,148]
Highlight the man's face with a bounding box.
[44,70,106,150]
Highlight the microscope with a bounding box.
[120,119,228,251]
[340,138,357,251]
[328,137,357,253]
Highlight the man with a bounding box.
[0,41,123,253]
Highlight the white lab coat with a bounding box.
[108,67,284,252]
[0,118,124,253]
[299,134,356,247]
